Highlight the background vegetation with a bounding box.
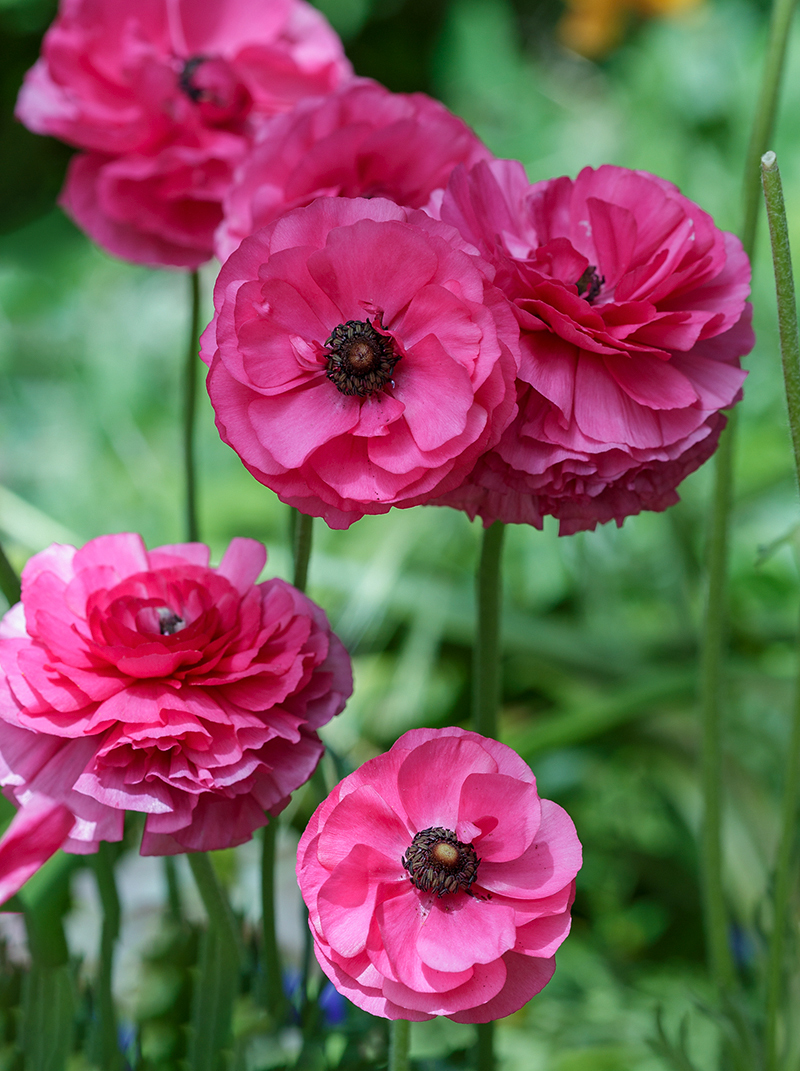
[1,0,800,1066]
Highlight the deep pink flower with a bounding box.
[215,77,493,261]
[431,161,753,533]
[297,727,581,1022]
[0,534,351,856]
[16,0,352,268]
[0,795,74,906]
[201,197,521,529]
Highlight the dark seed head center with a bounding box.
[157,607,185,635]
[402,826,480,898]
[324,320,401,398]
[576,265,604,304]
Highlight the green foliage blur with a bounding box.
[1,0,800,1067]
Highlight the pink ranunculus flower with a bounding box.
[201,196,521,529]
[297,727,582,1022]
[16,0,352,268]
[431,161,753,534]
[0,534,352,856]
[215,77,493,261]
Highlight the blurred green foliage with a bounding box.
[2,0,800,1066]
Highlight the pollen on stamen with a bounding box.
[324,320,401,398]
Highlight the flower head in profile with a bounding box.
[0,534,352,856]
[215,77,492,260]
[202,197,520,529]
[16,0,352,267]
[433,161,753,533]
[297,727,582,1022]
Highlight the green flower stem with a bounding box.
[699,413,738,993]
[0,539,20,607]
[183,269,202,543]
[187,852,241,1071]
[389,1019,411,1071]
[163,855,183,922]
[291,508,314,592]
[697,0,797,995]
[761,150,800,1071]
[19,852,79,1071]
[472,522,505,740]
[742,0,799,256]
[476,1020,495,1071]
[261,822,287,1019]
[89,844,123,1070]
[472,522,505,1071]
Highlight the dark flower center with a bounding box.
[178,56,252,126]
[576,265,604,304]
[324,320,401,398]
[402,826,480,897]
[157,607,186,635]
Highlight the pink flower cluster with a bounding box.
[16,0,351,267]
[297,727,582,1022]
[0,533,351,867]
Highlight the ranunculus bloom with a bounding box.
[431,161,753,533]
[297,727,581,1022]
[0,534,351,855]
[215,77,493,261]
[202,196,521,529]
[16,0,352,268]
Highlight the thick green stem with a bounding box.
[472,522,505,740]
[183,269,201,543]
[389,1019,411,1071]
[187,852,241,1071]
[89,844,123,1070]
[476,1021,495,1071]
[260,822,286,1019]
[291,509,314,592]
[19,853,78,1071]
[0,540,20,607]
[761,150,800,1071]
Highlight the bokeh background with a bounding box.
[2,0,800,1067]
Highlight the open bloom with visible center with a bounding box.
[202,196,521,529]
[297,727,582,1022]
[0,533,351,856]
[215,77,492,261]
[16,0,351,268]
[432,161,753,533]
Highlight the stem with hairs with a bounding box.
[697,0,797,996]
[761,150,800,1071]
[389,1019,411,1071]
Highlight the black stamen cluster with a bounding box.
[402,826,480,898]
[576,265,604,304]
[178,57,208,102]
[324,320,401,398]
[157,607,185,635]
